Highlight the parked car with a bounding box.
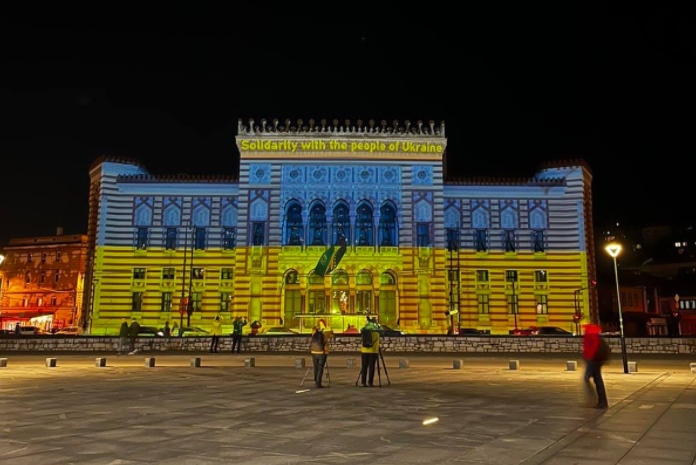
[179,326,209,337]
[17,326,50,336]
[458,328,489,335]
[377,324,407,336]
[137,326,164,337]
[513,326,574,336]
[261,326,299,335]
[55,326,80,336]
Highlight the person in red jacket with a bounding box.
[582,323,608,409]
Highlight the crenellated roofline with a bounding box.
[117,174,238,183]
[89,155,145,172]
[237,118,445,138]
[445,176,567,187]
[538,158,592,174]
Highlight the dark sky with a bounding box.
[1,5,693,247]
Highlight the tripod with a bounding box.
[355,348,391,387]
[300,357,331,388]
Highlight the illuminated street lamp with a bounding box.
[605,243,629,374]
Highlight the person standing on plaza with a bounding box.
[163,321,171,337]
[582,323,609,409]
[127,318,140,355]
[231,316,247,353]
[359,317,381,387]
[309,320,331,388]
[117,318,129,354]
[210,315,222,353]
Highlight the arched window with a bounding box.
[307,271,325,315]
[283,270,301,328]
[379,271,398,327]
[308,202,327,246]
[284,201,304,245]
[355,202,374,246]
[379,202,397,246]
[332,202,350,246]
[356,270,373,315]
[331,270,349,316]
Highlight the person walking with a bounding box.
[231,316,247,353]
[582,323,609,409]
[359,317,381,387]
[210,315,222,353]
[309,320,332,388]
[163,321,171,337]
[127,318,140,355]
[117,318,129,354]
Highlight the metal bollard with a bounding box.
[628,361,638,373]
[0,358,7,368]
[399,359,409,368]
[244,358,255,367]
[294,358,306,368]
[453,359,464,370]
[190,357,201,367]
[509,360,520,370]
[46,358,57,368]
[144,357,156,368]
[566,361,577,371]
[691,362,696,374]
[95,357,107,367]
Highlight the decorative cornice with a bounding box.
[538,158,592,174]
[89,155,145,171]
[237,118,445,137]
[117,174,238,184]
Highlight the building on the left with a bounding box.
[0,229,88,332]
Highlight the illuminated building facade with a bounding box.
[84,118,597,335]
[0,230,87,331]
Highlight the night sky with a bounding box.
[1,5,693,247]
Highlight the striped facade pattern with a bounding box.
[83,120,595,335]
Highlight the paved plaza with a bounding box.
[1,351,696,465]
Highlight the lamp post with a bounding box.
[605,243,629,374]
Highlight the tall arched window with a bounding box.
[379,202,397,246]
[284,201,304,245]
[307,271,325,315]
[309,202,327,246]
[355,202,374,246]
[379,271,398,327]
[283,270,300,328]
[332,202,350,246]
[356,270,373,315]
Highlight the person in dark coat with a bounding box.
[128,318,140,354]
[118,318,129,354]
[582,323,608,409]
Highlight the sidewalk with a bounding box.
[1,353,695,464]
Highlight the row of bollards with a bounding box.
[1,357,694,373]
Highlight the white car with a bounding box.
[55,326,80,336]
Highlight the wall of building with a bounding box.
[1,335,695,355]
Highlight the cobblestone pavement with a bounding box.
[1,352,695,465]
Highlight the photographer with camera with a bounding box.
[231,316,247,353]
[359,317,381,387]
[309,319,332,388]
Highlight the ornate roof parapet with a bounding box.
[445,176,566,187]
[538,158,592,174]
[117,174,238,183]
[89,155,145,171]
[237,118,445,138]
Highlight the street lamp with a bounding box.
[605,243,629,374]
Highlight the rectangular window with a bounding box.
[194,227,206,250]
[165,227,178,250]
[161,292,173,312]
[506,270,518,283]
[445,228,460,251]
[477,294,490,314]
[133,268,146,280]
[503,230,516,252]
[220,292,232,312]
[27,253,33,262]
[508,293,519,314]
[55,252,62,262]
[378,290,397,326]
[131,292,143,312]
[308,290,325,314]
[41,253,47,263]
[284,289,301,324]
[474,229,487,252]
[191,267,204,280]
[536,294,548,314]
[25,272,31,284]
[38,297,43,307]
[222,227,236,250]
[448,269,460,282]
[416,223,431,247]
[54,270,60,283]
[252,222,265,246]
[136,227,148,250]
[534,270,547,283]
[191,292,202,312]
[476,269,489,282]
[51,297,57,306]
[221,268,234,280]
[533,230,545,252]
[356,290,372,314]
[40,272,46,284]
[162,268,175,280]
